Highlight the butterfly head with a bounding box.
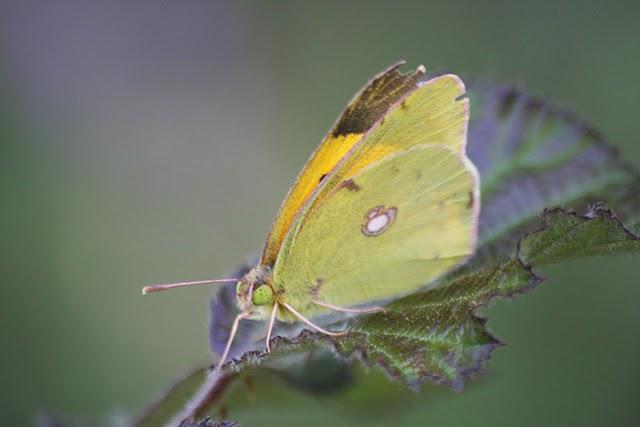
[235,265,275,317]
[142,265,277,320]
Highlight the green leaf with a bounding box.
[240,207,637,389]
[467,84,638,260]
[143,81,640,421]
[159,207,639,421]
[519,206,640,266]
[178,418,238,427]
[273,350,354,395]
[218,85,638,400]
[327,261,533,391]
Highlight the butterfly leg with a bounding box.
[281,302,347,336]
[215,310,251,372]
[311,299,386,314]
[265,303,278,353]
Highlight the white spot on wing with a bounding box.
[362,206,397,236]
[367,215,389,233]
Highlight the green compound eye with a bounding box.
[252,285,274,306]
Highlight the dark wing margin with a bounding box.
[331,62,426,137]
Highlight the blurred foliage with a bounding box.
[134,368,211,427]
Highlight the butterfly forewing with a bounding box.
[260,63,426,266]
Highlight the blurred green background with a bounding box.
[2,1,639,426]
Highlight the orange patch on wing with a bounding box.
[261,132,363,265]
[341,144,396,178]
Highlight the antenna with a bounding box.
[141,278,239,295]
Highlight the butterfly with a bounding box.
[143,62,480,371]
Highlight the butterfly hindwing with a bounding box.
[273,144,479,314]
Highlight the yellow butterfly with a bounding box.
[144,62,480,371]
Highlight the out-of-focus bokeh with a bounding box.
[2,1,639,425]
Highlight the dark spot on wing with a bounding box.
[415,170,423,179]
[455,93,468,102]
[338,178,361,192]
[400,101,408,111]
[310,278,324,299]
[332,64,425,136]
[318,173,329,183]
[467,190,474,208]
